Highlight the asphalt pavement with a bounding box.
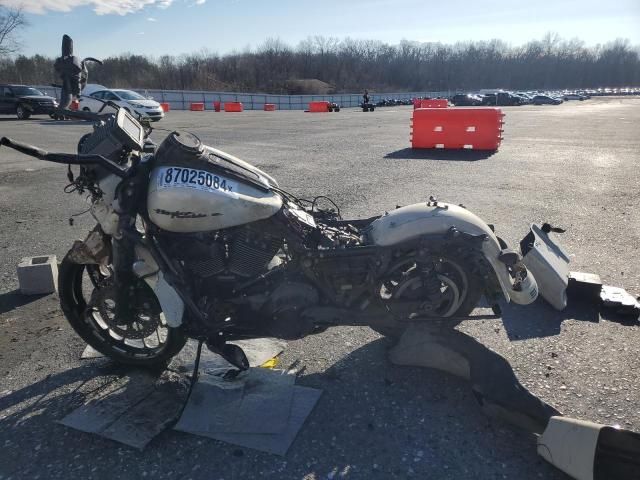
[1,97,639,479]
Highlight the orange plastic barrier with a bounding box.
[70,100,79,111]
[411,107,504,150]
[224,102,243,112]
[190,102,205,111]
[420,99,448,108]
[308,101,329,112]
[264,103,276,111]
[213,101,221,112]
[160,103,170,112]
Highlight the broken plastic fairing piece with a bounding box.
[600,286,640,318]
[520,224,570,310]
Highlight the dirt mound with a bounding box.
[285,79,335,95]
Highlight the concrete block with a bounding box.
[17,255,58,295]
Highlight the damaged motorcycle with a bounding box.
[1,106,539,368]
[3,101,639,480]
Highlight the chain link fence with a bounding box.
[34,86,449,111]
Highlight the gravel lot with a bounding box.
[1,97,639,479]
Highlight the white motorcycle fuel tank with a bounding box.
[147,132,283,233]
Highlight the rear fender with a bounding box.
[367,202,538,305]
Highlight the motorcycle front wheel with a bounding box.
[59,254,187,367]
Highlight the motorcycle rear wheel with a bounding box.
[59,254,187,367]
[371,254,483,339]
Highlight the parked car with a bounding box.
[79,87,164,121]
[481,92,523,106]
[450,94,483,106]
[0,84,58,119]
[563,93,587,101]
[532,95,563,105]
[512,92,532,104]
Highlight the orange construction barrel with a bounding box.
[420,99,448,108]
[224,102,243,112]
[308,101,330,112]
[213,101,221,112]
[411,107,504,150]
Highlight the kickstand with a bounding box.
[185,339,204,398]
[191,339,204,386]
[177,339,204,420]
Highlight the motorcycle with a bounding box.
[1,105,540,370]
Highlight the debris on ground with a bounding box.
[600,286,640,319]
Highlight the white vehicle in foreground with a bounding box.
[78,86,164,121]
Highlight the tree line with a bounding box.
[0,33,638,94]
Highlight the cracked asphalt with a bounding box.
[1,97,639,479]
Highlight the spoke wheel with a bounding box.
[373,253,483,338]
[59,254,186,366]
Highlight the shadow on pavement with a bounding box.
[292,336,565,479]
[0,289,48,315]
[500,296,638,341]
[385,148,496,161]
[0,336,566,479]
[33,120,89,126]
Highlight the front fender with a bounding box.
[66,228,184,327]
[133,244,184,328]
[367,202,538,305]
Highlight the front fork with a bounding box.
[111,215,138,319]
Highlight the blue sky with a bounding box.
[8,0,640,58]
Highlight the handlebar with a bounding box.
[1,137,130,178]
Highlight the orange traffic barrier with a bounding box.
[213,101,221,112]
[160,103,170,112]
[70,100,79,111]
[308,101,329,112]
[190,102,205,111]
[224,102,243,112]
[264,103,276,111]
[411,107,504,150]
[419,99,448,108]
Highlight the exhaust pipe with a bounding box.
[538,416,640,480]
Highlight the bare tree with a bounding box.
[0,32,638,92]
[0,6,27,56]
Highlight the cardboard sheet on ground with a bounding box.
[80,344,104,359]
[175,368,296,435]
[176,383,322,456]
[67,338,320,453]
[58,370,188,449]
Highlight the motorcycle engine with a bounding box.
[165,220,282,282]
[227,223,282,277]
